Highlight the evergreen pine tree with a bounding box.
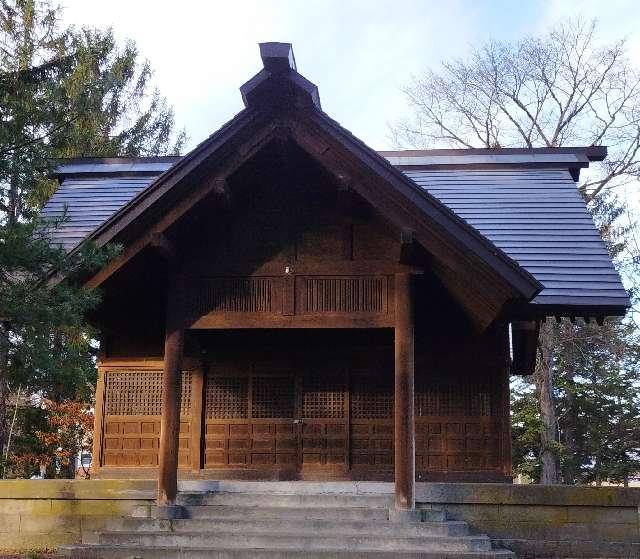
[0,0,184,476]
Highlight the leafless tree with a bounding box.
[392,19,640,484]
[393,19,640,201]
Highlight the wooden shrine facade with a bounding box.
[46,43,629,511]
[95,329,511,483]
[86,120,518,505]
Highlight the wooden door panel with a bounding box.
[300,367,348,469]
[414,363,508,477]
[301,420,348,466]
[349,365,394,473]
[203,352,352,474]
[203,365,298,470]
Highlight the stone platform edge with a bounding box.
[417,481,640,507]
[416,483,640,559]
[0,480,155,551]
[1,480,640,557]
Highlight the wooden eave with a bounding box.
[284,112,542,330]
[84,108,260,248]
[295,109,542,299]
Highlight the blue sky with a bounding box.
[60,0,640,152]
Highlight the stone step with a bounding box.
[60,544,516,559]
[178,504,392,521]
[134,504,446,523]
[83,517,469,538]
[421,509,446,522]
[178,480,396,496]
[95,531,493,552]
[177,491,394,508]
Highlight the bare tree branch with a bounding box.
[392,18,640,199]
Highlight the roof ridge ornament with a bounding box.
[260,42,297,73]
[240,42,321,110]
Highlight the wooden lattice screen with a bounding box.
[205,375,249,419]
[414,374,495,417]
[301,370,348,468]
[189,277,275,315]
[104,370,163,415]
[349,369,394,471]
[251,375,295,418]
[302,372,345,419]
[304,276,387,313]
[351,373,393,419]
[414,368,503,475]
[104,370,192,415]
[101,369,193,468]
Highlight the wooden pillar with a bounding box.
[191,361,205,473]
[157,273,185,507]
[500,324,513,479]
[394,273,415,511]
[92,365,106,472]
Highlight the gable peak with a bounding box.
[240,42,321,110]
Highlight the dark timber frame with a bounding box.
[394,273,415,510]
[57,43,628,514]
[78,43,539,513]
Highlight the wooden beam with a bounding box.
[157,273,186,508]
[501,333,513,478]
[92,365,106,472]
[394,272,415,511]
[85,179,227,289]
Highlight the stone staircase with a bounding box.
[60,487,515,558]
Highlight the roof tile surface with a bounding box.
[41,158,629,311]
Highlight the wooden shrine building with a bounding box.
[44,43,629,512]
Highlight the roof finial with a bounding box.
[259,42,297,73]
[240,43,319,109]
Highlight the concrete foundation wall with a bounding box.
[0,480,155,551]
[1,480,639,556]
[417,483,640,558]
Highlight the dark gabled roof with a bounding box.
[42,152,629,315]
[53,156,181,178]
[404,167,629,312]
[381,147,606,182]
[40,42,629,319]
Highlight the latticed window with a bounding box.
[205,376,249,419]
[302,372,345,419]
[104,370,192,416]
[351,373,393,419]
[251,376,295,418]
[305,276,386,313]
[189,277,274,314]
[414,372,496,417]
